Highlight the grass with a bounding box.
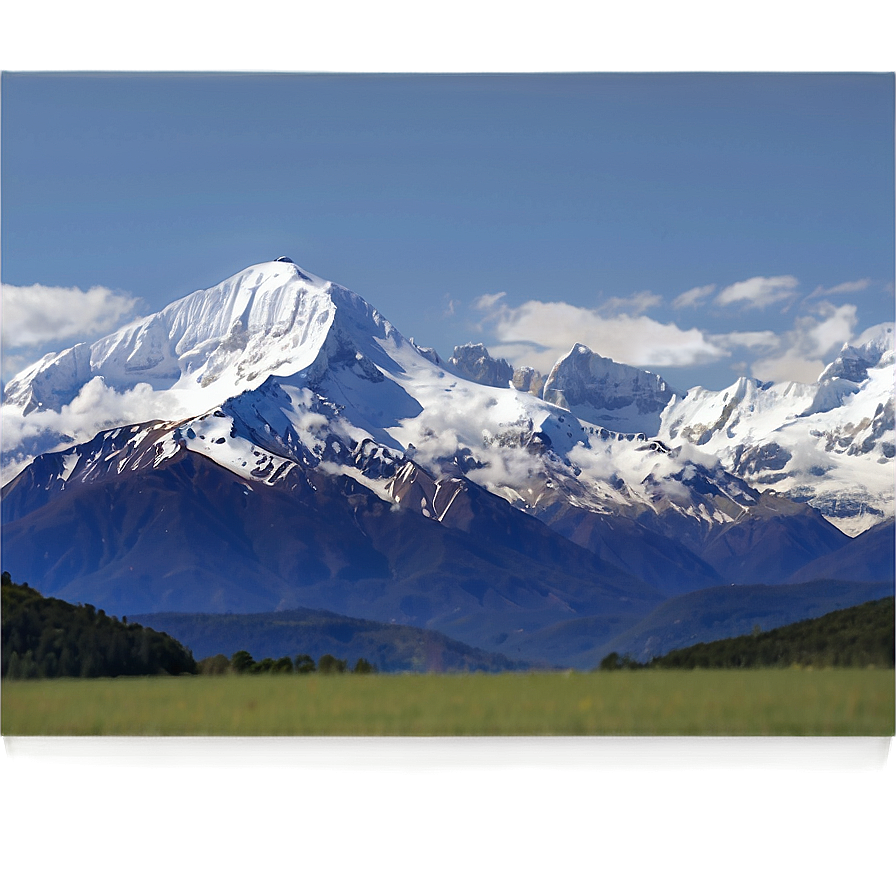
[2,669,893,736]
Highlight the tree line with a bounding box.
[2,573,197,678]
[197,650,377,675]
[598,596,895,671]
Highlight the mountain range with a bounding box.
[2,258,893,667]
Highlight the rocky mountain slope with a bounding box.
[657,325,895,535]
[442,330,894,538]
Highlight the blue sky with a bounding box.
[2,72,893,391]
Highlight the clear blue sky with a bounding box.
[2,72,893,391]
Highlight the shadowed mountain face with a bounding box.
[787,519,895,585]
[508,580,893,668]
[2,441,665,661]
[697,492,850,584]
[131,607,533,673]
[2,259,892,668]
[539,508,724,595]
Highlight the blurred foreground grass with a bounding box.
[3,669,893,736]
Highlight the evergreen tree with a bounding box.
[230,650,255,674]
[318,654,347,674]
[197,654,231,675]
[1,575,196,678]
[294,654,316,674]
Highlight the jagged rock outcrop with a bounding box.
[541,343,679,434]
[448,343,514,388]
[511,365,545,397]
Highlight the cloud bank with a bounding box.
[466,268,878,388]
[715,275,799,308]
[2,283,139,350]
[485,299,727,372]
[751,303,858,383]
[1,376,188,485]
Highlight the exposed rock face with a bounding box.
[819,325,894,384]
[448,343,514,388]
[541,343,679,434]
[512,366,545,397]
[409,338,442,367]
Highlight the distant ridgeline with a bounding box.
[4,573,893,678]
[1,574,197,678]
[600,597,895,670]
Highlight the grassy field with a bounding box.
[3,669,893,736]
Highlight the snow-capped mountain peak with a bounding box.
[818,323,894,385]
[541,342,680,435]
[3,259,410,419]
[659,324,895,535]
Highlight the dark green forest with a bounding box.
[1,573,197,678]
[600,597,895,670]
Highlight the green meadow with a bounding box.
[3,668,893,736]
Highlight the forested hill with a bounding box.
[644,597,895,670]
[1,573,197,678]
[132,607,529,674]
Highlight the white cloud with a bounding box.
[750,303,858,383]
[751,351,825,385]
[675,441,723,470]
[474,291,507,311]
[711,330,781,352]
[481,341,565,377]
[1,349,41,380]
[486,299,727,371]
[716,275,799,308]
[1,282,139,350]
[807,278,871,299]
[804,303,858,356]
[673,284,716,309]
[466,280,871,390]
[1,376,188,484]
[597,290,663,315]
